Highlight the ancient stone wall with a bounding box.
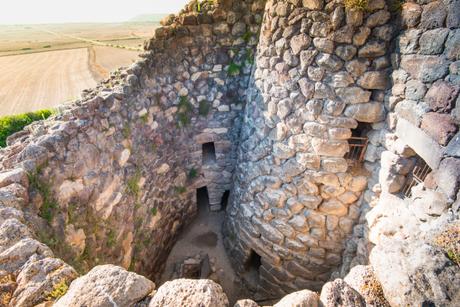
[224,0,393,300]
[336,0,460,278]
[0,0,266,284]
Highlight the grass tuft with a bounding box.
[199,100,211,116]
[435,225,460,265]
[344,0,368,10]
[46,280,69,301]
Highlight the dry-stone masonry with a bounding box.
[0,0,459,306]
[224,0,392,300]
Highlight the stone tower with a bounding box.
[224,0,393,299]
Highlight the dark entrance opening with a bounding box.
[245,250,262,273]
[202,142,216,164]
[196,187,209,213]
[221,190,230,210]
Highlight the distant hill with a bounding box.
[129,14,167,23]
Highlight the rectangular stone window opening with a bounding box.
[202,142,216,164]
[401,155,432,199]
[221,190,230,210]
[245,250,262,276]
[196,186,210,213]
[345,122,371,163]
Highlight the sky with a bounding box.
[0,0,190,24]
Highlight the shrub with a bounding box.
[174,186,187,194]
[188,168,198,179]
[0,109,54,147]
[46,280,69,301]
[122,124,131,139]
[199,100,210,116]
[227,62,241,76]
[435,225,460,265]
[177,96,193,127]
[344,0,368,10]
[28,169,58,224]
[107,229,117,247]
[126,169,142,198]
[151,207,158,216]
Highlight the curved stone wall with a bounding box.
[224,0,393,299]
[0,0,265,282]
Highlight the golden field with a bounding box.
[0,22,160,116]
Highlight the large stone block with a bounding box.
[400,55,449,83]
[425,80,460,113]
[343,103,385,123]
[435,157,460,199]
[396,118,443,169]
[420,113,457,146]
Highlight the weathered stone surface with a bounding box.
[274,289,319,307]
[291,34,311,55]
[446,29,460,60]
[320,279,365,307]
[419,28,449,55]
[396,118,443,169]
[435,158,460,199]
[400,55,449,83]
[420,1,447,30]
[357,71,388,90]
[0,238,53,273]
[421,113,457,145]
[344,265,390,307]
[336,87,371,104]
[344,103,385,123]
[425,80,460,113]
[10,257,78,307]
[401,2,422,28]
[234,299,259,307]
[370,212,460,307]
[55,265,154,307]
[149,279,228,307]
[0,168,28,189]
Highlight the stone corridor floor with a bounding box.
[159,204,247,304]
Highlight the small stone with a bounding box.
[291,34,312,55]
[404,80,427,101]
[358,40,386,58]
[420,1,447,30]
[320,279,365,307]
[274,290,320,307]
[302,0,324,10]
[344,103,385,123]
[419,28,449,55]
[313,38,334,53]
[401,2,422,28]
[357,71,388,90]
[365,10,390,28]
[335,45,357,61]
[353,27,371,46]
[336,87,371,104]
[445,30,460,61]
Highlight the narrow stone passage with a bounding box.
[159,188,248,305]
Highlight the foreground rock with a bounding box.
[149,279,229,307]
[274,289,319,307]
[54,265,154,307]
[344,265,389,307]
[320,279,365,307]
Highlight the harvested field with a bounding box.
[0,48,96,116]
[89,46,140,81]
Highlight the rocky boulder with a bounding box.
[149,279,229,307]
[319,279,365,307]
[273,289,319,307]
[344,265,389,307]
[10,257,78,307]
[54,265,154,307]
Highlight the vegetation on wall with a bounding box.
[177,96,193,127]
[435,225,460,265]
[0,109,54,147]
[344,0,369,10]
